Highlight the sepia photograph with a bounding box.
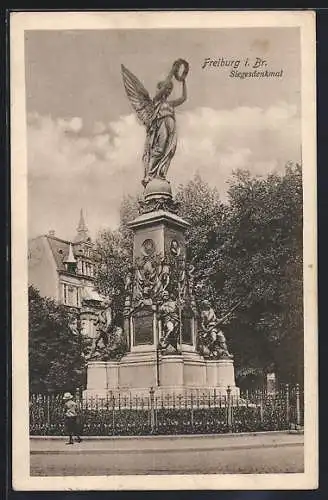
[10,10,317,490]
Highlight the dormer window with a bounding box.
[67,262,77,274]
[63,244,77,274]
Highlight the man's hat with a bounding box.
[63,392,73,400]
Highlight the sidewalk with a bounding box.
[30,431,304,455]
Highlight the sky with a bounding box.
[25,27,301,241]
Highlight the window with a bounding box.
[63,283,80,307]
[63,284,68,305]
[84,262,92,276]
[67,262,76,274]
[79,260,94,277]
[68,286,75,306]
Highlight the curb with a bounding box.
[30,440,304,456]
[30,429,303,440]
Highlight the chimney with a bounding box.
[48,230,55,237]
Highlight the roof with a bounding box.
[45,235,71,270]
[45,234,97,273]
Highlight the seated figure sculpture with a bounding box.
[199,300,233,359]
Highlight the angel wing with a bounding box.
[121,65,155,128]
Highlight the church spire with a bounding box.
[74,209,89,243]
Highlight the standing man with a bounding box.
[63,392,82,445]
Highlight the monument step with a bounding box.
[84,385,240,400]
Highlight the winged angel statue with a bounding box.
[121,59,189,188]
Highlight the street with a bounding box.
[30,432,304,476]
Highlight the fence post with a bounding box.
[258,390,264,426]
[190,394,194,432]
[112,395,115,435]
[226,386,232,431]
[149,387,155,434]
[285,383,290,428]
[47,394,51,429]
[295,383,301,429]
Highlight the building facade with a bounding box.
[28,210,105,339]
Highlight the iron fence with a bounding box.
[30,384,304,436]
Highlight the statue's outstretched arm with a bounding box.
[169,80,187,108]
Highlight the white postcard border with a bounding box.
[10,10,318,491]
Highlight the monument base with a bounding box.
[84,352,240,399]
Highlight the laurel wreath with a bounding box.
[172,59,189,82]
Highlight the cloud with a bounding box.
[27,102,301,240]
[173,102,300,188]
[57,116,83,133]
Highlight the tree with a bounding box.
[215,163,303,385]
[93,228,132,324]
[175,174,228,302]
[175,167,303,385]
[118,193,140,249]
[29,285,90,393]
[93,194,139,323]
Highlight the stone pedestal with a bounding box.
[84,180,240,399]
[183,351,206,386]
[205,359,239,396]
[87,361,108,391]
[160,355,184,387]
[86,361,120,398]
[85,353,239,398]
[119,350,158,389]
[106,361,119,388]
[126,207,192,352]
